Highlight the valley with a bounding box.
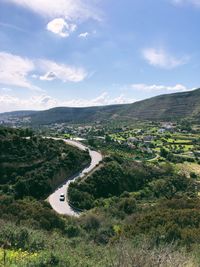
[1,90,200,266]
[1,117,200,266]
[48,138,102,216]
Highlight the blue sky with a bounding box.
[0,0,200,112]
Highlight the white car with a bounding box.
[59,193,65,201]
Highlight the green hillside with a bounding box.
[1,88,200,125]
[30,105,124,125]
[0,127,90,199]
[1,128,200,266]
[121,88,200,121]
[29,88,200,125]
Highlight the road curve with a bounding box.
[48,139,103,217]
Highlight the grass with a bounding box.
[0,242,199,267]
[166,138,192,144]
[63,133,72,139]
[0,248,39,267]
[176,162,200,177]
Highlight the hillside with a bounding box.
[28,88,200,124]
[1,88,200,125]
[0,110,37,117]
[30,104,124,125]
[1,127,200,266]
[0,127,90,199]
[0,110,37,120]
[121,88,200,121]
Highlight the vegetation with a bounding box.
[69,158,175,209]
[0,127,90,199]
[68,156,196,208]
[1,125,200,266]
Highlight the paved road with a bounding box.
[48,139,103,217]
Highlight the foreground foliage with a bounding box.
[68,157,196,210]
[1,127,200,266]
[0,127,90,199]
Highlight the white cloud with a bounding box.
[80,92,135,106]
[31,74,38,79]
[39,71,57,81]
[0,52,41,91]
[0,51,88,89]
[0,92,134,112]
[172,0,200,7]
[38,59,88,82]
[0,94,56,112]
[0,87,13,93]
[7,1,101,39]
[131,83,193,92]
[47,18,77,37]
[79,32,89,38]
[7,0,101,21]
[142,48,188,69]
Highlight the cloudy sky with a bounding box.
[0,0,200,112]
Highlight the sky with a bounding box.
[0,0,200,112]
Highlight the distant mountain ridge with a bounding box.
[0,110,37,118]
[1,88,200,124]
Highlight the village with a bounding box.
[1,114,200,163]
[39,120,200,164]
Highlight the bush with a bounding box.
[118,197,136,214]
[81,214,101,232]
[65,225,80,238]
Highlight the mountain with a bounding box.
[1,88,200,125]
[0,110,37,120]
[119,88,200,121]
[30,105,125,125]
[29,88,200,124]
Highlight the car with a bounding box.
[59,193,65,201]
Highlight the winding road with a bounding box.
[48,139,103,217]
